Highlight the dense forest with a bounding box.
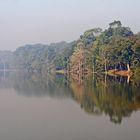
[0,21,140,77]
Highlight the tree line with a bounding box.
[1,20,140,76]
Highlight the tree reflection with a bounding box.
[69,73,140,124]
[13,72,73,98]
[0,71,140,124]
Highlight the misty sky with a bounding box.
[0,0,140,50]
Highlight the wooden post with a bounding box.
[127,64,130,72]
[105,58,107,72]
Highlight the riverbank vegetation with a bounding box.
[0,21,140,78]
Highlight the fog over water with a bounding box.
[0,0,140,50]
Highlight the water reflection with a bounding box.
[0,71,140,124]
[70,73,140,124]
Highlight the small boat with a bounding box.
[107,64,131,83]
[107,64,131,76]
[114,64,130,76]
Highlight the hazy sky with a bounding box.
[0,0,140,50]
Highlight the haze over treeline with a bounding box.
[0,20,140,80]
[0,0,140,50]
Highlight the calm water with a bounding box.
[0,71,140,140]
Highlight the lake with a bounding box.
[0,71,140,140]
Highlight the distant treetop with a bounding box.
[109,20,122,28]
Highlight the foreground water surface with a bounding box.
[0,71,140,140]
